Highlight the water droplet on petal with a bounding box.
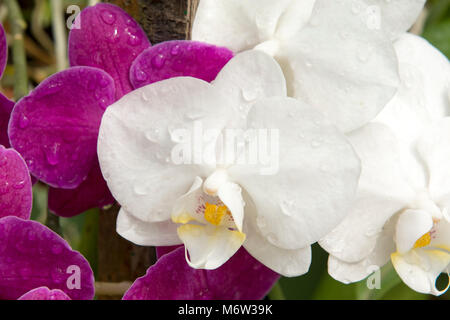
[134,68,147,82]
[151,54,166,69]
[13,179,26,190]
[19,114,30,129]
[100,10,116,25]
[170,45,180,56]
[45,143,61,166]
[133,184,147,196]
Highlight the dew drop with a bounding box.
[13,179,26,190]
[134,68,147,82]
[145,128,161,143]
[100,10,116,25]
[45,143,61,166]
[241,88,258,102]
[170,45,180,56]
[151,54,166,69]
[19,114,30,129]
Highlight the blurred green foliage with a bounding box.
[423,0,450,58]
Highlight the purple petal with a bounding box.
[156,245,182,259]
[123,247,279,300]
[0,147,32,219]
[18,287,71,300]
[48,162,114,217]
[0,92,14,148]
[0,23,7,78]
[0,216,95,300]
[69,3,151,99]
[130,40,233,89]
[8,66,115,189]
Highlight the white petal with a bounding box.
[391,249,450,296]
[98,77,235,223]
[417,119,450,203]
[213,50,287,123]
[230,97,361,250]
[278,0,398,132]
[116,208,181,246]
[328,216,396,283]
[242,191,312,277]
[178,224,245,270]
[172,176,208,225]
[395,209,433,254]
[375,34,450,151]
[430,219,450,250]
[363,0,425,40]
[217,182,244,232]
[321,123,415,262]
[192,0,314,52]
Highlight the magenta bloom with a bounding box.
[18,287,71,300]
[0,23,14,149]
[0,146,32,219]
[124,246,279,300]
[8,3,150,217]
[0,216,94,300]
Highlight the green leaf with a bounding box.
[422,0,450,58]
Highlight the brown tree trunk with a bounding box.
[96,0,198,299]
[103,0,200,43]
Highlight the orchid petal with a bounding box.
[98,77,235,223]
[0,217,94,300]
[363,0,425,40]
[230,97,360,250]
[0,147,32,219]
[395,210,434,254]
[192,0,305,53]
[130,40,233,89]
[242,191,312,277]
[68,3,150,99]
[178,224,245,270]
[9,67,115,189]
[193,0,399,132]
[328,216,396,284]
[117,208,180,247]
[0,23,6,78]
[123,246,278,300]
[217,182,244,232]
[279,0,398,132]
[171,176,208,225]
[0,92,14,148]
[18,287,71,300]
[375,34,450,149]
[417,118,450,203]
[391,248,450,296]
[48,162,114,217]
[321,123,415,262]
[212,50,287,122]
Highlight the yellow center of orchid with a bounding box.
[413,232,431,249]
[204,203,230,226]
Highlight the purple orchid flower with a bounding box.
[18,287,71,300]
[0,23,14,149]
[8,3,232,219]
[0,216,94,300]
[0,146,32,219]
[124,246,279,300]
[8,3,151,217]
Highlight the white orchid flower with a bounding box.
[98,50,361,276]
[320,34,450,295]
[192,0,425,132]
